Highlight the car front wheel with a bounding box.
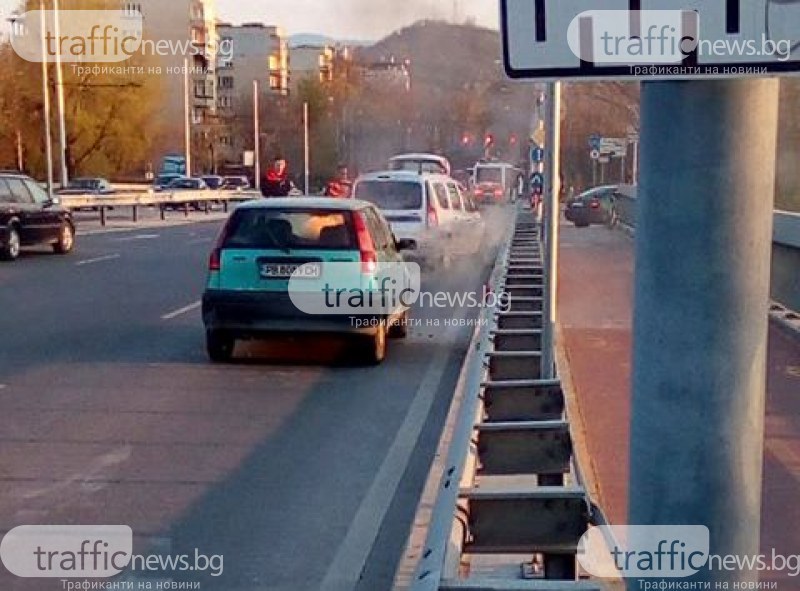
[53,223,75,254]
[1,226,21,261]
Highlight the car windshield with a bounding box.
[223,209,355,250]
[354,181,423,210]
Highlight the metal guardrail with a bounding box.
[402,206,617,591]
[58,189,262,226]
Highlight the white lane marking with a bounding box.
[161,301,202,320]
[187,237,213,246]
[320,319,465,591]
[22,445,132,500]
[75,254,121,267]
[113,234,160,242]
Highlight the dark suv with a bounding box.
[0,172,76,261]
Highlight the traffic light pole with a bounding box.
[628,79,779,585]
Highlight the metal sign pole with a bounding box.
[540,80,561,380]
[629,79,778,585]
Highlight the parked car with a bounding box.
[153,173,183,192]
[57,177,115,196]
[202,197,413,365]
[564,185,620,228]
[222,176,251,190]
[168,177,208,191]
[202,175,225,190]
[0,172,75,261]
[352,170,482,269]
[57,177,115,211]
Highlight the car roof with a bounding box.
[356,170,452,182]
[236,197,372,212]
[579,185,618,196]
[389,153,449,163]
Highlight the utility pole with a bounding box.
[253,80,261,191]
[183,57,192,176]
[52,0,68,187]
[303,101,310,195]
[629,79,779,585]
[540,81,561,380]
[39,1,54,198]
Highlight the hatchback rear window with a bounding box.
[223,209,355,250]
[354,181,423,210]
[475,167,503,184]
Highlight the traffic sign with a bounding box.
[588,134,602,151]
[531,172,544,188]
[590,149,601,160]
[531,147,545,163]
[501,1,800,80]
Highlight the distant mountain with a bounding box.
[289,33,372,48]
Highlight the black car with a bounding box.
[0,173,75,261]
[564,185,620,228]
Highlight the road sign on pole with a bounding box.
[531,146,545,163]
[501,1,800,80]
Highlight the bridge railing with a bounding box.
[614,186,800,317]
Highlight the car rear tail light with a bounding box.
[427,202,439,228]
[209,249,221,271]
[590,199,600,209]
[494,188,503,198]
[353,211,378,274]
[208,217,232,271]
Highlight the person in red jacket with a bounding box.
[324,165,353,198]
[261,157,294,197]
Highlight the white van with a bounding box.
[388,154,452,176]
[352,171,480,268]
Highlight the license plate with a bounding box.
[259,262,321,279]
[570,203,585,208]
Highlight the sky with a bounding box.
[215,0,498,40]
[0,0,498,41]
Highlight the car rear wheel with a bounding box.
[388,311,409,339]
[206,330,235,363]
[361,322,387,365]
[1,226,21,261]
[53,223,75,254]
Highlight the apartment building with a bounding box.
[215,23,289,165]
[289,44,335,91]
[122,0,219,167]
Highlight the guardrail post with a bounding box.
[99,206,107,227]
[159,204,165,221]
[184,202,190,218]
[630,79,779,586]
[132,205,138,223]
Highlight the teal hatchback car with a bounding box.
[202,198,415,365]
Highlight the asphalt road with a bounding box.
[0,212,507,591]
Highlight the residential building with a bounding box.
[122,0,219,169]
[289,44,334,91]
[361,57,412,93]
[215,23,289,165]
